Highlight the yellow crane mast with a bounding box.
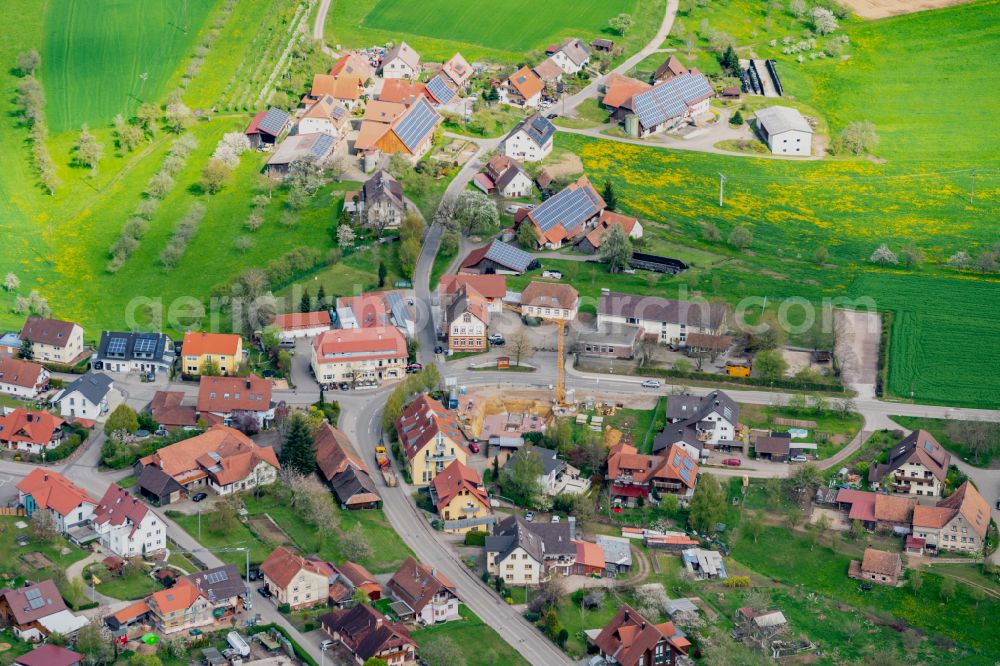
[556,319,566,405]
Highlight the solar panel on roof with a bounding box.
[309,134,335,159]
[484,241,532,271]
[683,457,694,470]
[632,73,713,129]
[258,108,290,136]
[107,337,127,356]
[427,75,455,104]
[205,570,229,584]
[395,98,440,152]
[134,336,158,354]
[530,186,600,234]
[679,468,691,482]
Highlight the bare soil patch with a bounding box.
[836,0,978,19]
[545,152,584,180]
[247,515,294,548]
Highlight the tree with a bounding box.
[165,102,193,133]
[3,272,19,292]
[363,660,389,666]
[73,124,104,187]
[210,499,239,534]
[600,224,633,274]
[939,577,956,602]
[602,181,618,211]
[870,243,898,265]
[337,224,356,248]
[849,518,866,541]
[105,404,139,438]
[899,243,924,269]
[743,588,771,614]
[28,509,57,544]
[744,511,764,544]
[316,285,328,310]
[128,654,163,666]
[516,221,540,249]
[730,109,744,126]
[342,524,373,561]
[728,226,753,250]
[280,413,316,475]
[234,235,253,253]
[787,463,824,501]
[300,288,312,313]
[813,245,829,264]
[719,45,739,75]
[833,120,878,155]
[503,448,544,506]
[201,158,232,194]
[76,621,115,665]
[688,473,727,532]
[17,339,33,360]
[201,356,221,377]
[609,13,634,35]
[451,191,499,235]
[753,349,787,381]
[811,6,839,34]
[16,49,41,76]
[420,637,467,666]
[378,260,387,288]
[789,0,808,16]
[508,330,535,366]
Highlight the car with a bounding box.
[434,345,445,355]
[406,363,423,373]
[320,639,335,650]
[541,270,563,279]
[468,442,480,454]
[192,492,208,502]
[640,379,662,389]
[996,499,1000,510]
[551,515,560,523]
[488,334,505,345]
[504,204,524,214]
[257,586,272,598]
[189,628,203,637]
[547,113,558,120]
[722,458,742,467]
[789,455,809,463]
[338,382,350,391]
[524,511,534,522]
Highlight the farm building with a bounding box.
[754,106,812,156]
[461,240,536,275]
[849,548,902,586]
[354,96,442,160]
[524,175,605,248]
[611,71,714,137]
[244,107,291,149]
[577,210,643,254]
[265,133,335,176]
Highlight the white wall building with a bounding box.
[755,106,813,156]
[92,483,166,557]
[501,114,555,163]
[55,372,115,420]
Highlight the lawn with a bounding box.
[89,562,160,600]
[410,605,531,666]
[739,403,862,459]
[327,0,666,63]
[41,0,214,131]
[891,416,1000,468]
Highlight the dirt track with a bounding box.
[836,0,977,18]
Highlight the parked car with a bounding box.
[541,270,563,279]
[468,442,480,454]
[722,458,742,467]
[406,363,423,373]
[547,113,558,120]
[257,586,272,598]
[789,455,809,463]
[320,639,334,650]
[504,204,525,214]
[524,511,534,522]
[434,345,445,355]
[488,334,505,345]
[192,492,208,502]
[551,515,560,523]
[338,382,350,391]
[640,379,662,389]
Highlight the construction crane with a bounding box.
[555,319,566,405]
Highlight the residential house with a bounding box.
[755,106,812,156]
[354,101,406,154]
[185,564,248,618]
[597,291,728,346]
[460,239,535,275]
[549,38,591,75]
[575,324,643,359]
[363,96,441,160]
[438,275,506,314]
[869,430,950,497]
[338,561,383,601]
[245,108,291,149]
[314,422,381,509]
[601,73,651,112]
[506,445,589,497]
[146,577,212,634]
[299,95,349,138]
[424,73,458,105]
[14,645,84,666]
[92,482,166,557]
[524,176,605,248]
[593,604,691,666]
[499,66,543,108]
[19,316,84,365]
[148,390,198,430]
[572,540,605,576]
[654,391,739,456]
[0,580,88,640]
[849,548,902,587]
[440,52,473,88]
[520,282,579,321]
[260,547,331,610]
[355,170,406,231]
[596,535,633,575]
[92,332,174,376]
[532,58,564,90]
[380,41,420,79]
[429,459,493,534]
[610,72,714,137]
[912,481,989,553]
[330,53,374,85]
[607,443,699,505]
[485,514,577,584]
[55,372,115,420]
[379,79,427,106]
[653,55,689,83]
[311,326,408,387]
[0,357,48,398]
[266,132,336,176]
[319,604,416,666]
[272,311,332,341]
[308,74,365,110]
[0,408,65,455]
[396,393,469,486]
[181,332,243,377]
[196,375,274,429]
[16,468,95,533]
[473,155,533,199]
[444,284,490,354]
[334,291,415,337]
[387,557,461,624]
[577,210,643,254]
[136,425,279,500]
[501,113,555,162]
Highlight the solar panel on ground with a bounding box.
[395,98,440,152]
[427,75,455,104]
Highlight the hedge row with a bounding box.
[638,366,846,393]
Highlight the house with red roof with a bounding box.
[912,481,989,553]
[593,604,690,666]
[379,78,427,105]
[0,357,48,398]
[92,482,166,557]
[319,603,416,665]
[14,644,84,666]
[311,327,408,388]
[272,311,333,340]
[387,557,461,624]
[606,442,699,506]
[17,469,96,533]
[396,393,469,486]
[577,209,644,254]
[572,540,606,576]
[443,283,490,354]
[0,408,66,455]
[499,66,544,108]
[146,577,213,634]
[438,274,507,314]
[260,547,332,610]
[524,175,606,248]
[869,430,951,497]
[196,374,274,429]
[429,460,493,534]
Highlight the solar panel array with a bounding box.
[485,241,532,271]
[25,587,45,609]
[427,75,455,104]
[631,73,713,129]
[107,337,128,357]
[526,115,556,147]
[134,336,159,354]
[395,98,440,152]
[530,185,601,235]
[205,570,229,584]
[259,108,291,136]
[308,133,335,159]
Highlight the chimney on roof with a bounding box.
[623,609,629,623]
[43,472,48,482]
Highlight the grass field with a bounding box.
[739,403,863,459]
[41,0,213,131]
[327,0,664,62]
[410,605,531,666]
[891,416,1000,468]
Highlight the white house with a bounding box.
[19,317,85,365]
[485,515,577,585]
[196,375,275,430]
[476,155,533,199]
[653,390,739,455]
[93,331,174,376]
[507,446,590,497]
[549,39,591,75]
[755,106,813,156]
[16,469,96,533]
[597,291,726,345]
[0,357,48,398]
[499,66,543,108]
[298,95,349,138]
[55,372,115,420]
[92,483,166,557]
[380,41,420,79]
[501,114,555,162]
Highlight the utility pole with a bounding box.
[718,173,726,207]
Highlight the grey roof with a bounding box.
[629,73,713,129]
[137,465,184,498]
[506,113,555,149]
[755,105,812,136]
[596,535,632,567]
[186,564,246,603]
[394,97,440,152]
[258,108,291,136]
[362,170,405,209]
[463,239,534,273]
[61,372,113,406]
[426,74,456,104]
[666,391,738,425]
[754,435,791,456]
[504,445,564,477]
[97,331,172,363]
[598,292,726,329]
[652,423,702,454]
[383,41,420,71]
[528,181,603,235]
[385,291,413,328]
[558,39,591,66]
[268,133,334,166]
[487,514,575,563]
[330,467,379,505]
[665,597,698,616]
[576,323,642,347]
[494,161,530,192]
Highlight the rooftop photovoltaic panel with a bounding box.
[484,241,532,271]
[632,73,713,129]
[530,186,601,234]
[526,115,555,146]
[205,570,229,584]
[134,336,158,354]
[427,75,455,104]
[309,133,335,159]
[258,108,291,136]
[395,98,440,152]
[679,468,692,482]
[107,337,128,355]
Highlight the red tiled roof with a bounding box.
[0,409,64,447]
[150,577,204,614]
[836,489,876,523]
[314,422,368,482]
[575,540,605,569]
[380,79,428,105]
[313,327,407,365]
[431,460,488,512]
[197,375,272,414]
[150,390,198,428]
[439,274,507,300]
[111,599,149,625]
[387,557,456,613]
[93,483,149,537]
[139,425,279,484]
[602,73,651,109]
[181,332,241,358]
[594,604,689,665]
[396,393,467,461]
[521,281,578,310]
[16,469,95,517]
[507,66,543,100]
[15,644,84,666]
[261,546,329,590]
[0,357,46,390]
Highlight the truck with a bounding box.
[375,446,398,487]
